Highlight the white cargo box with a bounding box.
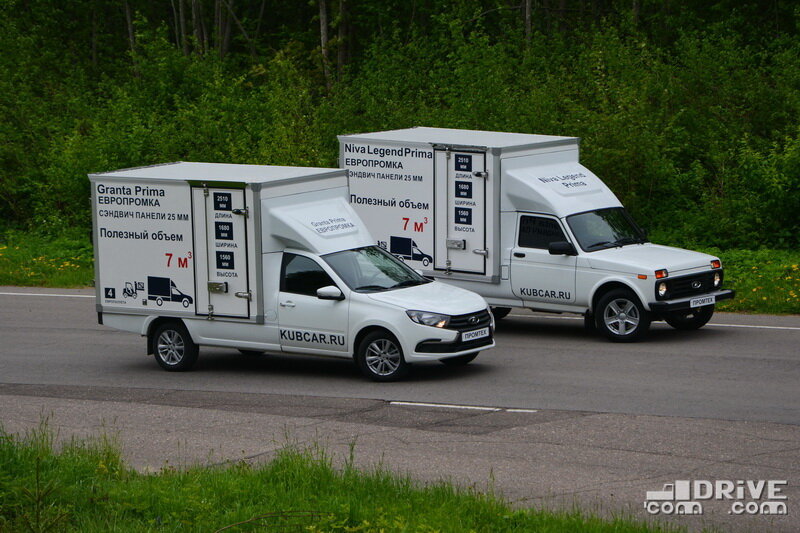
[90,162,370,323]
[339,127,622,282]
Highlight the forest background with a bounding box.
[0,0,798,311]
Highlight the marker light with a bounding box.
[655,269,668,279]
[637,274,648,280]
[711,260,721,269]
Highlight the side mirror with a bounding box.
[317,285,344,301]
[548,241,577,256]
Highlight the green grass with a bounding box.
[701,248,800,314]
[0,425,674,533]
[0,230,93,288]
[0,231,797,314]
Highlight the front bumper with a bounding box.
[648,289,735,313]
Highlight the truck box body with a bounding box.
[339,127,617,284]
[340,127,734,341]
[91,162,370,324]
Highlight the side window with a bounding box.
[281,253,336,296]
[518,216,567,249]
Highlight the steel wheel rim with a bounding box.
[157,330,185,365]
[603,298,640,335]
[365,339,401,376]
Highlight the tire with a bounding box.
[583,312,597,332]
[595,289,651,342]
[156,297,163,306]
[440,352,478,366]
[151,321,199,371]
[356,331,409,382]
[237,349,266,357]
[182,297,190,308]
[664,305,714,330]
[422,257,431,267]
[490,307,512,320]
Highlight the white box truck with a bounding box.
[339,127,735,341]
[90,162,494,381]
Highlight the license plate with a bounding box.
[690,295,715,308]
[462,327,490,341]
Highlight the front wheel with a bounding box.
[356,331,409,382]
[664,305,714,330]
[595,289,651,342]
[152,321,199,371]
[440,352,478,366]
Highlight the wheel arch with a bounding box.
[145,317,191,354]
[590,280,647,313]
[352,325,400,360]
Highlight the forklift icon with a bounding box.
[122,281,144,299]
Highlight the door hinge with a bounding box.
[232,207,249,217]
[234,291,252,301]
[207,304,214,320]
[472,249,489,256]
[203,184,209,197]
[473,171,488,179]
[445,148,451,159]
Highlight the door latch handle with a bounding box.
[232,207,249,217]
[472,249,489,256]
[513,252,526,258]
[234,291,252,300]
[279,301,295,308]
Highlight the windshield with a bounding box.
[323,246,431,293]
[567,207,647,252]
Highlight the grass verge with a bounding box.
[0,425,673,532]
[0,230,797,314]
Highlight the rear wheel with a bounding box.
[664,305,714,330]
[440,352,478,366]
[356,331,409,382]
[490,307,511,320]
[595,289,651,342]
[151,321,198,371]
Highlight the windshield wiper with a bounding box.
[614,237,643,246]
[585,240,620,251]
[390,279,425,289]
[354,284,388,292]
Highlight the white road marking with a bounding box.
[0,292,95,299]
[390,401,501,412]
[507,313,800,331]
[390,401,540,414]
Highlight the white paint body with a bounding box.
[339,127,730,316]
[90,162,493,364]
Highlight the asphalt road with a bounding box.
[1,287,799,425]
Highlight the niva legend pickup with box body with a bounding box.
[339,127,735,341]
[90,162,494,380]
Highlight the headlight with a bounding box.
[713,272,721,287]
[406,310,450,328]
[658,282,668,298]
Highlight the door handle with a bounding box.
[513,252,526,258]
[280,301,295,308]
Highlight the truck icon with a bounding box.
[390,236,432,267]
[147,276,193,308]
